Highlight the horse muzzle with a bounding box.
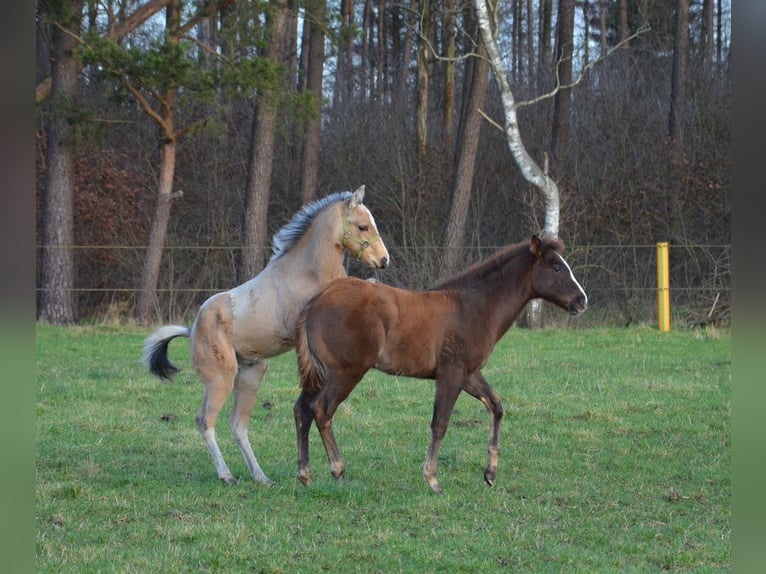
[362,255,388,270]
[568,295,588,316]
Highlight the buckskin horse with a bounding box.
[293,234,587,493]
[142,186,390,485]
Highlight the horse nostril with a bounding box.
[569,296,587,315]
[380,257,389,269]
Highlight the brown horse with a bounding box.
[142,186,389,485]
[293,234,587,493]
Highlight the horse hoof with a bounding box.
[221,475,239,486]
[426,480,443,494]
[297,471,312,487]
[484,469,496,487]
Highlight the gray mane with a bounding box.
[270,191,352,261]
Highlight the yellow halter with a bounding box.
[342,214,381,260]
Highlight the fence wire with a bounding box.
[36,243,731,327]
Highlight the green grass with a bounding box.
[36,324,730,572]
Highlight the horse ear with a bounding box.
[349,185,365,208]
[530,234,542,257]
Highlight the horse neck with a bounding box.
[284,203,346,282]
[464,252,536,338]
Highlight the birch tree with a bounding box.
[472,0,645,326]
[473,0,561,238]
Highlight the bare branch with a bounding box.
[516,21,651,110]
[178,0,236,37]
[182,34,231,64]
[104,0,172,41]
[121,79,172,139]
[476,108,503,132]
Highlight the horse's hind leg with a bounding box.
[230,360,273,485]
[196,373,238,484]
[293,390,315,486]
[462,371,504,486]
[310,375,360,482]
[192,319,239,484]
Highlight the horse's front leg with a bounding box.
[423,371,464,493]
[463,371,504,486]
[293,390,315,486]
[230,360,273,485]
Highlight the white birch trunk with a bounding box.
[473,0,560,326]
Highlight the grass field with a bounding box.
[36,324,730,572]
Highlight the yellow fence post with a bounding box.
[657,242,670,332]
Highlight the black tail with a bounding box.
[141,325,191,381]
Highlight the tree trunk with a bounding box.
[512,0,521,82]
[550,0,574,168]
[618,0,629,73]
[242,0,289,279]
[300,0,325,204]
[136,139,177,324]
[668,0,689,163]
[442,16,489,277]
[376,0,386,98]
[701,0,714,72]
[581,1,590,69]
[473,0,562,328]
[39,0,84,325]
[395,0,417,105]
[474,0,560,234]
[716,0,723,65]
[526,0,534,83]
[598,0,608,58]
[134,0,181,325]
[666,0,689,240]
[332,0,354,111]
[442,0,456,152]
[535,0,575,329]
[416,0,431,157]
[538,0,552,89]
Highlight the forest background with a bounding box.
[34,0,731,327]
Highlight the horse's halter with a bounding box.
[342,212,381,260]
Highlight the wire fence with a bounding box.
[36,242,731,327]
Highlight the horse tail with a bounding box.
[295,302,325,393]
[141,325,191,381]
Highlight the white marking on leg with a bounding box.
[231,425,273,484]
[202,427,236,483]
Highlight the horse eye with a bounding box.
[553,264,561,273]
[358,225,368,232]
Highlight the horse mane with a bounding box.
[433,235,564,291]
[270,191,352,261]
